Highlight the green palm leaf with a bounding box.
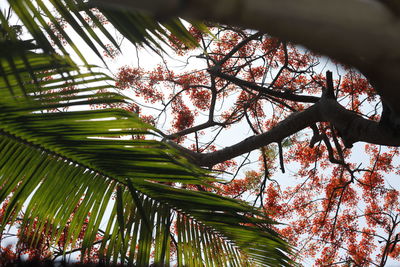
[6,0,203,65]
[0,43,294,265]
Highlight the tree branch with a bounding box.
[209,68,320,103]
[166,99,400,167]
[217,31,263,66]
[320,98,400,147]
[194,104,322,167]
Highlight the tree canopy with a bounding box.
[1,0,400,266]
[96,0,400,132]
[112,24,400,264]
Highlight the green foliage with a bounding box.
[5,0,203,65]
[0,1,294,266]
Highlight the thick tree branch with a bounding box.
[188,104,322,167]
[320,98,400,147]
[167,98,400,167]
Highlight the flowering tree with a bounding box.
[2,0,400,266]
[113,25,400,265]
[0,193,104,264]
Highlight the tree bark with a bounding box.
[167,99,400,167]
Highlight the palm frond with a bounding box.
[0,43,294,266]
[6,0,204,65]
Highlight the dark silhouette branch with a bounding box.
[166,98,400,167]
[174,104,322,167]
[278,141,285,173]
[217,31,263,66]
[209,69,320,103]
